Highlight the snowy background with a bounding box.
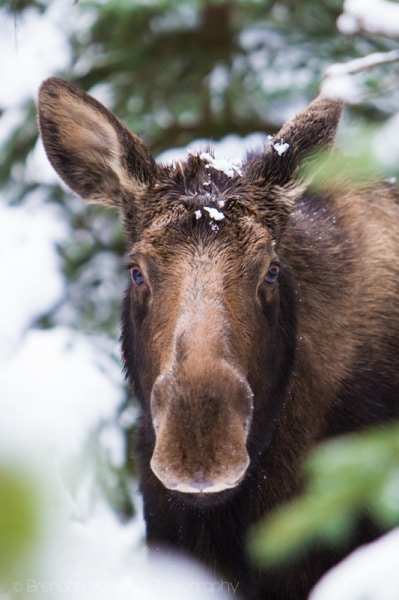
[1,0,399,598]
[0,2,235,598]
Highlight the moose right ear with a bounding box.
[246,94,343,190]
[38,78,155,209]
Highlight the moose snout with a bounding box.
[149,363,253,495]
[151,460,249,495]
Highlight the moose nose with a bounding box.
[149,363,253,496]
[150,460,250,495]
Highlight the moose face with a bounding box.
[123,172,285,494]
[38,77,342,500]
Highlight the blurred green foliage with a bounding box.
[299,128,388,189]
[0,465,42,585]
[0,0,45,13]
[249,424,399,565]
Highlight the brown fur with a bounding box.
[38,78,399,599]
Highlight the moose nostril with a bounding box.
[189,476,214,493]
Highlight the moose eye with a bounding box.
[265,265,279,285]
[130,267,145,286]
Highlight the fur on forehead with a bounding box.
[127,151,297,242]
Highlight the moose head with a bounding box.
[38,78,342,498]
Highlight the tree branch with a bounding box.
[322,50,399,103]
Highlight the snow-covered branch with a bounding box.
[325,49,399,78]
[322,49,399,102]
[322,0,399,104]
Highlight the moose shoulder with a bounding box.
[38,77,399,599]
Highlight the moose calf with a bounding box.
[38,78,399,599]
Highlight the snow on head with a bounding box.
[272,140,290,156]
[195,206,225,233]
[203,206,225,221]
[199,151,243,177]
[157,133,266,166]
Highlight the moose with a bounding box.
[38,78,399,599]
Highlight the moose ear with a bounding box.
[247,95,343,188]
[38,77,155,209]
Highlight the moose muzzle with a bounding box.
[150,360,253,494]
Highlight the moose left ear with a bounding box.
[38,77,155,209]
[247,95,343,188]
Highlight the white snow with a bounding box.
[0,201,66,359]
[373,112,399,169]
[322,44,399,104]
[323,1,399,103]
[26,137,65,186]
[310,528,399,600]
[199,151,243,177]
[321,72,360,104]
[157,132,267,166]
[338,0,399,37]
[203,206,225,221]
[0,199,133,593]
[209,64,230,113]
[325,50,399,79]
[195,209,203,220]
[0,326,122,462]
[0,1,70,107]
[272,141,290,156]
